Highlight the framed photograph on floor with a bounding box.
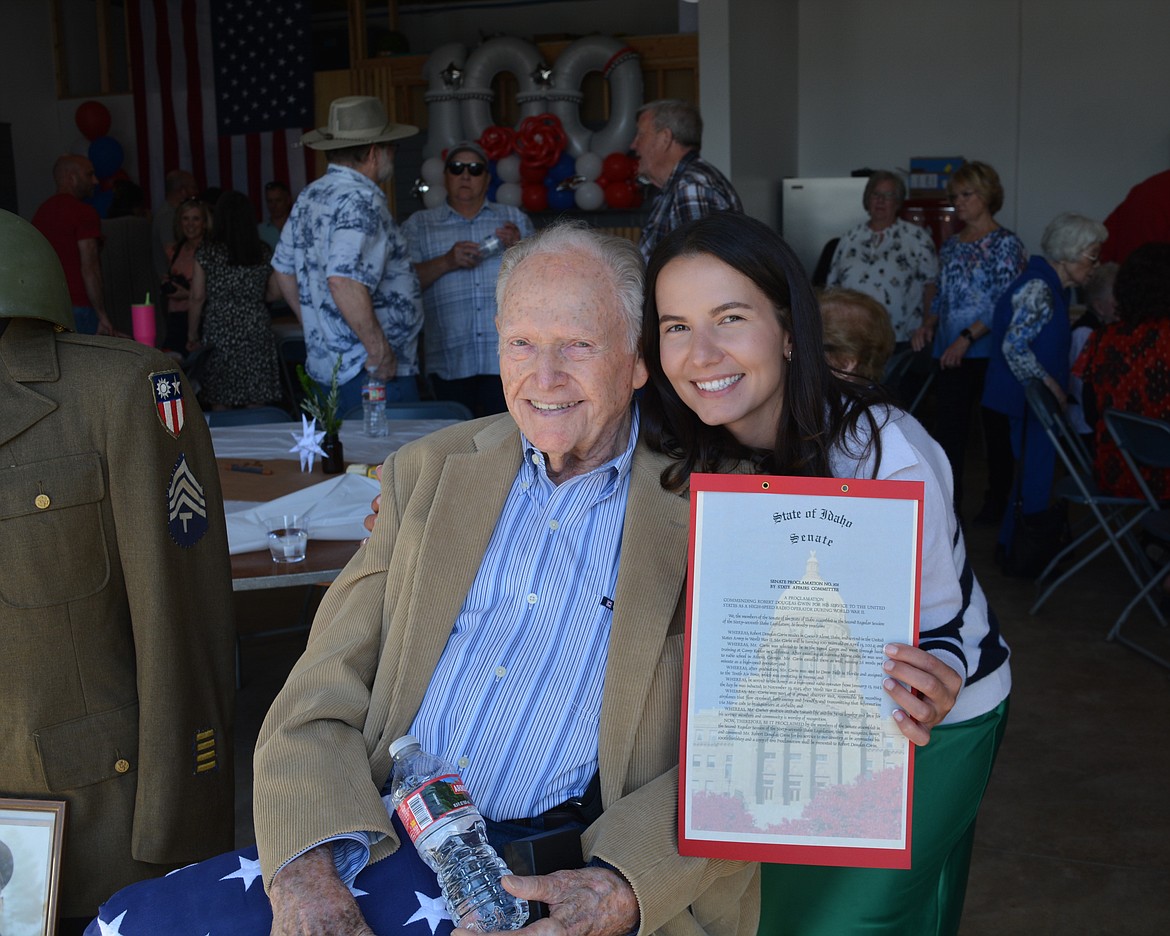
[0,798,66,936]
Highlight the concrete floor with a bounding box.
[231,457,1170,935]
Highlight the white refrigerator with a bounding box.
[779,177,869,279]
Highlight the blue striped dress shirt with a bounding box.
[409,406,640,821]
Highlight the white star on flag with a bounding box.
[290,414,327,472]
[349,883,370,898]
[98,910,129,935]
[219,854,264,891]
[405,890,452,933]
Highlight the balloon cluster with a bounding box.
[74,100,127,217]
[415,112,643,214]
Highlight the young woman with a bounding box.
[641,212,1011,936]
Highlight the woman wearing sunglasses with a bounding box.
[402,141,534,416]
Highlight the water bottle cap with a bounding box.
[389,734,421,760]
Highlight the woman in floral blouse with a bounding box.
[912,161,1027,521]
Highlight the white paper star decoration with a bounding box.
[290,414,327,472]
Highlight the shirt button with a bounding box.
[526,593,537,605]
[495,666,507,678]
[531,453,541,466]
[458,756,470,769]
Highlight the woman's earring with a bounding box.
[785,348,793,362]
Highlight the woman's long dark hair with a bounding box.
[208,190,268,267]
[640,212,887,491]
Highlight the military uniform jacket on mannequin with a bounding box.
[0,319,236,917]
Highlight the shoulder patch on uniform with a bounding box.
[168,453,209,547]
[149,369,186,438]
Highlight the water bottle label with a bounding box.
[366,384,387,403]
[396,774,475,843]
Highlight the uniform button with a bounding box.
[35,494,51,510]
[114,758,131,774]
[495,665,507,678]
[526,593,537,605]
[458,756,470,769]
[548,519,559,531]
[531,453,541,466]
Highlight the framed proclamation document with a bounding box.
[678,473,924,869]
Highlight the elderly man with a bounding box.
[273,95,423,412]
[631,100,742,264]
[85,223,757,936]
[402,140,534,416]
[32,154,113,335]
[0,211,234,930]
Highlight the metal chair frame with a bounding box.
[1102,409,1170,669]
[1024,381,1157,621]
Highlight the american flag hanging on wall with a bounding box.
[126,0,317,216]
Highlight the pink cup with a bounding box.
[131,304,156,346]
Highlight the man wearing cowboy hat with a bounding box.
[272,96,423,411]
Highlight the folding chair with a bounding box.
[1024,381,1156,619]
[1102,409,1170,668]
[882,347,934,416]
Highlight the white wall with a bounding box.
[0,4,135,218]
[795,0,1170,251]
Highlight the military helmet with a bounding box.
[0,209,74,330]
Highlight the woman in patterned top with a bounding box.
[1074,242,1170,500]
[827,170,938,349]
[187,190,283,408]
[982,213,1107,553]
[912,161,1027,522]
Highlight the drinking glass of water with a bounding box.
[266,514,309,563]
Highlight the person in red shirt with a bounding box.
[32,155,113,335]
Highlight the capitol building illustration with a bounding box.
[689,550,904,829]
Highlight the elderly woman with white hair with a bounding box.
[982,211,1108,570]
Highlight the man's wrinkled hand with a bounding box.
[459,868,639,936]
[269,846,376,936]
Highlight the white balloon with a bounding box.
[575,152,603,182]
[423,186,448,209]
[497,154,522,184]
[496,182,523,207]
[574,181,605,211]
[421,156,446,186]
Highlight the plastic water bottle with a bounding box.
[362,373,388,437]
[389,735,529,932]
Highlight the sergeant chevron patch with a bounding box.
[167,453,209,547]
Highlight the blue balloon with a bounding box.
[86,188,115,218]
[489,160,501,184]
[548,151,577,184]
[88,135,124,179]
[547,185,576,212]
[487,181,500,203]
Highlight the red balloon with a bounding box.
[521,182,549,212]
[603,152,634,182]
[604,180,637,210]
[75,100,112,141]
[519,162,549,184]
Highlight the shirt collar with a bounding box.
[437,199,497,222]
[326,163,386,199]
[520,403,641,492]
[660,149,699,192]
